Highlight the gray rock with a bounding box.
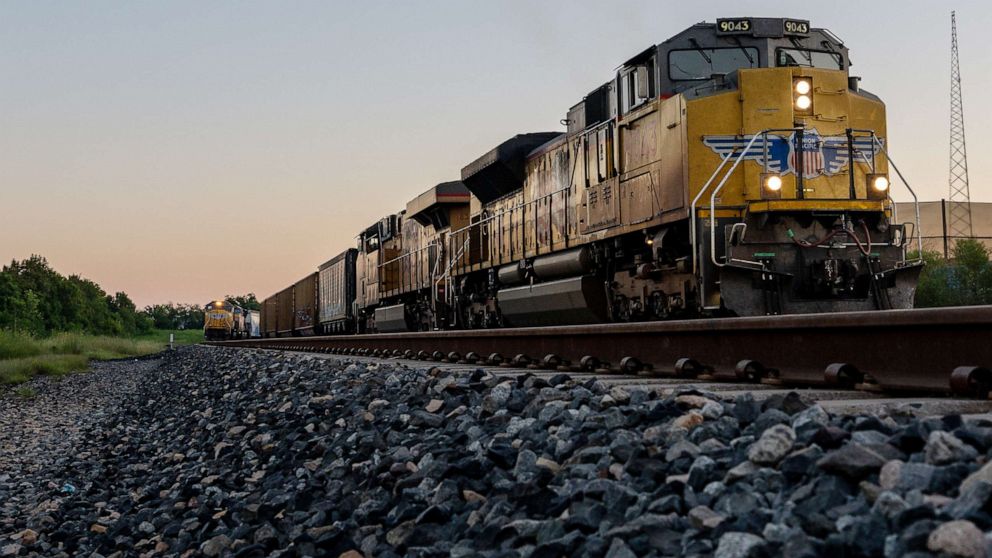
[960,459,992,494]
[688,505,725,529]
[791,404,829,431]
[481,382,512,414]
[715,531,765,558]
[925,431,978,465]
[871,491,908,518]
[748,424,796,465]
[199,534,231,557]
[817,443,887,479]
[927,520,985,557]
[605,537,637,558]
[666,439,701,462]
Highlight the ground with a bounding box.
[2,346,992,557]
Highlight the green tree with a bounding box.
[952,239,992,305]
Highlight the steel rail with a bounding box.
[210,306,992,397]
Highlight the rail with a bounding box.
[211,306,992,397]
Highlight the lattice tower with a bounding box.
[949,11,973,238]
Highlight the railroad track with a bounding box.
[210,306,992,398]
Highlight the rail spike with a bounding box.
[950,366,992,398]
[735,360,766,383]
[579,356,600,372]
[620,356,642,374]
[542,354,562,369]
[674,358,704,378]
[824,363,864,388]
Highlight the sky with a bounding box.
[2,0,990,307]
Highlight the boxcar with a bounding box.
[318,249,357,334]
[293,272,319,336]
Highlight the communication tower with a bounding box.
[948,11,973,239]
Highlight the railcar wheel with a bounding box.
[464,352,480,364]
[447,352,461,363]
[735,360,766,382]
[512,354,531,367]
[431,351,444,361]
[404,349,414,359]
[487,353,504,365]
[417,350,429,360]
[824,363,863,387]
[950,366,992,398]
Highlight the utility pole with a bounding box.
[948,11,973,245]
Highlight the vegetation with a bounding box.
[0,330,164,384]
[0,254,260,386]
[133,328,204,347]
[0,255,151,336]
[914,239,992,308]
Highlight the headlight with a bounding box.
[793,77,813,113]
[761,173,783,199]
[867,173,889,200]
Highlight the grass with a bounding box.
[132,328,203,347]
[0,328,202,386]
[0,354,90,385]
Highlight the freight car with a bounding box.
[261,16,923,334]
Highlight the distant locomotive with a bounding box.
[261,17,923,337]
[203,300,245,340]
[204,301,261,340]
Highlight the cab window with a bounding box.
[776,48,843,70]
[668,47,758,81]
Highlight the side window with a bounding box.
[620,64,652,115]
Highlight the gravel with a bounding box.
[3,346,992,556]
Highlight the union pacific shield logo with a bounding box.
[702,129,883,179]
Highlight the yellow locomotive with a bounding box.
[443,16,920,327]
[203,300,246,340]
[263,17,924,335]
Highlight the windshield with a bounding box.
[777,48,843,70]
[669,47,759,80]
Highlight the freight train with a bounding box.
[261,17,923,337]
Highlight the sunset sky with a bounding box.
[2,1,990,307]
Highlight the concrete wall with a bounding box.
[894,201,992,256]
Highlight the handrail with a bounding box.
[448,186,571,238]
[709,133,770,268]
[690,153,735,274]
[872,136,924,264]
[377,243,438,269]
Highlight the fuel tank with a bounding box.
[374,303,409,333]
[497,275,608,327]
[497,247,594,286]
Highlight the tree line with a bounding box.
[0,255,260,336]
